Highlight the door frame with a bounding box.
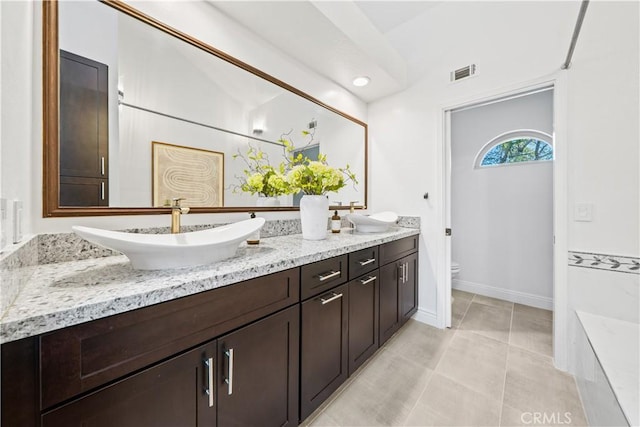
[435,73,569,371]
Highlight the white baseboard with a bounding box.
[453,279,553,310]
[412,307,438,327]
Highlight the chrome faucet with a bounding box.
[170,198,190,234]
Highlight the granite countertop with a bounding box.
[0,227,419,344]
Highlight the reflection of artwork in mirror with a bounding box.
[152,142,224,208]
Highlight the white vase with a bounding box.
[300,195,329,240]
[256,196,280,207]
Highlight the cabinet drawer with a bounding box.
[301,255,348,300]
[348,246,379,280]
[379,235,418,265]
[40,268,299,409]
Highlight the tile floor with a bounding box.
[302,290,588,427]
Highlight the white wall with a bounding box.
[368,0,639,372]
[451,90,553,307]
[0,0,35,244]
[564,0,640,373]
[368,0,578,325]
[0,0,367,235]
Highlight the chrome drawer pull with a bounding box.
[358,258,376,266]
[398,265,404,283]
[318,270,341,281]
[360,276,377,285]
[225,348,234,395]
[320,292,343,305]
[204,357,214,407]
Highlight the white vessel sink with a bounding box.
[346,211,398,233]
[72,218,265,270]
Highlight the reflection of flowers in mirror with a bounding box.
[233,146,291,197]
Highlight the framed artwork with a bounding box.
[152,141,224,207]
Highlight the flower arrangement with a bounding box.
[233,146,291,197]
[285,152,356,195]
[234,124,357,198]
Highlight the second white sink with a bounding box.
[346,211,398,233]
[72,217,265,270]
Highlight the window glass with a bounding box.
[480,138,553,167]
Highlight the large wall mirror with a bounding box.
[43,0,367,217]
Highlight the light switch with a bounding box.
[574,203,594,222]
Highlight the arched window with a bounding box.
[475,130,553,168]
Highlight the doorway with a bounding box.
[444,86,555,328]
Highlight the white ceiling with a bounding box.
[209,1,579,103]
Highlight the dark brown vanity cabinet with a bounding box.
[42,341,218,427]
[217,305,299,427]
[59,50,109,206]
[347,271,379,375]
[1,236,419,427]
[379,236,419,346]
[300,256,350,421]
[41,305,300,427]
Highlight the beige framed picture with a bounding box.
[152,141,224,207]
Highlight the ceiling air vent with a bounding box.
[451,64,476,82]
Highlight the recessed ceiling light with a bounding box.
[352,76,370,87]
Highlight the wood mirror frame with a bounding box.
[42,0,368,217]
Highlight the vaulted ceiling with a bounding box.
[209,1,580,103]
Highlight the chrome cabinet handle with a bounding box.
[101,182,105,200]
[398,264,404,283]
[101,156,105,175]
[318,270,341,281]
[225,348,234,395]
[358,258,376,266]
[360,275,377,285]
[204,357,214,407]
[320,292,343,305]
[404,263,408,283]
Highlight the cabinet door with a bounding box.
[59,50,109,206]
[217,305,299,427]
[379,261,400,346]
[400,253,419,324]
[42,341,217,427]
[348,271,379,375]
[300,283,349,421]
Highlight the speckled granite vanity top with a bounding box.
[0,227,419,344]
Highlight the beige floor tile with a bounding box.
[459,302,512,343]
[403,402,445,426]
[514,303,553,321]
[472,294,515,310]
[500,403,588,427]
[412,373,502,426]
[436,331,508,400]
[503,347,587,426]
[384,319,455,369]
[451,295,473,329]
[308,411,341,427]
[510,310,553,357]
[452,289,474,302]
[300,374,358,425]
[322,375,413,426]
